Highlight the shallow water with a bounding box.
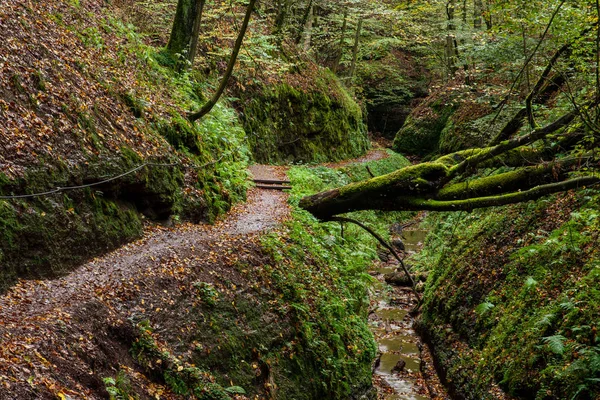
[370,229,431,399]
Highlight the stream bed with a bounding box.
[369,229,449,400]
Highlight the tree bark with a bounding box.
[295,0,314,45]
[167,0,205,63]
[474,0,483,29]
[274,0,291,34]
[332,8,348,74]
[348,18,363,82]
[188,0,257,122]
[188,0,206,64]
[482,0,492,29]
[302,1,314,51]
[298,109,596,220]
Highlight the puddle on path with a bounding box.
[369,229,448,400]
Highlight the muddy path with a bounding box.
[322,147,390,169]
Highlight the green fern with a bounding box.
[525,276,538,288]
[535,313,556,330]
[542,335,567,355]
[475,301,495,316]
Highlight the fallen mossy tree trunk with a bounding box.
[300,109,600,220]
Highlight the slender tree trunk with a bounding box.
[447,0,456,30]
[348,18,363,82]
[474,0,483,29]
[295,0,314,44]
[302,1,314,51]
[522,25,531,94]
[167,0,205,63]
[274,0,290,34]
[483,0,492,29]
[446,0,459,76]
[188,0,206,64]
[188,0,257,122]
[332,9,348,74]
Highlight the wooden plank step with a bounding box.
[253,178,291,185]
[255,184,292,190]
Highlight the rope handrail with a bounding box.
[0,151,234,200]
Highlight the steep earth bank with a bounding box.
[0,0,251,290]
[412,191,600,399]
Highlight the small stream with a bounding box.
[369,229,446,400]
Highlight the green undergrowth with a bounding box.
[251,150,413,398]
[413,190,600,399]
[0,3,250,290]
[240,70,369,164]
[130,320,240,400]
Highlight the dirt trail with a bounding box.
[0,166,290,399]
[323,148,390,169]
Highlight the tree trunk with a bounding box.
[302,1,314,51]
[274,0,291,35]
[445,0,459,76]
[295,0,314,45]
[447,0,456,30]
[474,0,483,29]
[188,0,206,64]
[483,0,492,29]
[298,110,596,220]
[167,0,205,63]
[188,0,257,122]
[348,18,363,82]
[332,9,348,74]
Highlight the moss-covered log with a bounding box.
[299,163,449,219]
[299,108,599,219]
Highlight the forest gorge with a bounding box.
[0,0,599,399]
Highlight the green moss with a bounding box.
[0,191,143,291]
[414,191,600,399]
[240,71,369,164]
[392,104,456,157]
[131,321,233,400]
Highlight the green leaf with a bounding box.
[475,301,495,316]
[525,276,538,288]
[225,386,247,394]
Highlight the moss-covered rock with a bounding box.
[438,101,523,154]
[239,70,369,164]
[393,89,509,157]
[392,95,457,157]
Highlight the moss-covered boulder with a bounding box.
[438,100,524,154]
[393,88,510,157]
[438,100,494,153]
[392,91,457,157]
[239,70,369,164]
